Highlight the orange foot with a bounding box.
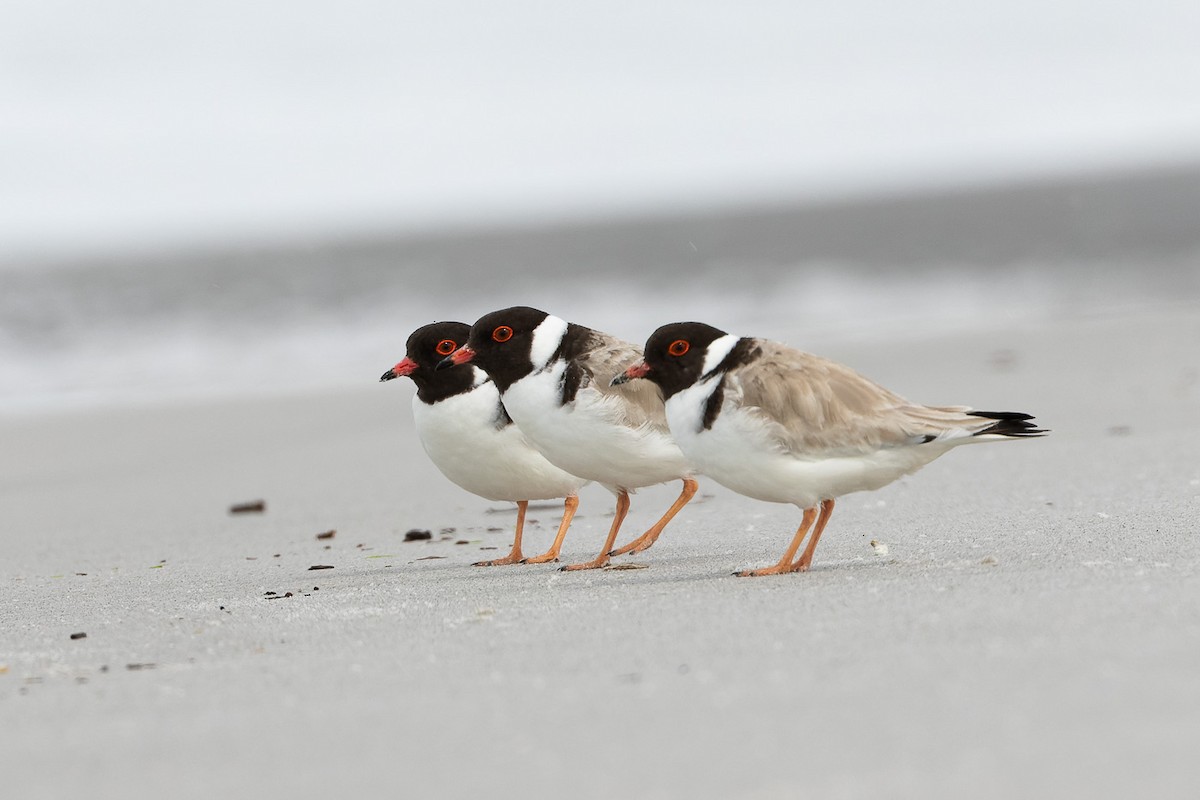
[733,563,811,577]
[520,551,561,564]
[472,553,526,567]
[476,501,529,567]
[559,556,611,571]
[609,477,697,557]
[609,533,655,557]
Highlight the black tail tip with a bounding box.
[968,411,1048,437]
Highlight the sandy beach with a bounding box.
[7,3,1200,792]
[4,281,1199,797]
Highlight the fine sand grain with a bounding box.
[3,301,1198,799]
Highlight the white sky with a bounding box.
[3,0,1200,260]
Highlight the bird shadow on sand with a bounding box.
[398,550,900,588]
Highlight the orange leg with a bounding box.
[792,498,835,571]
[610,477,698,556]
[560,490,629,571]
[474,500,529,566]
[734,505,818,577]
[521,495,580,564]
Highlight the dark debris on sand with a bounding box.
[229,500,266,514]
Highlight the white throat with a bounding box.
[529,314,569,370]
[701,334,740,377]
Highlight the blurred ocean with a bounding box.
[3,164,1198,413]
[5,2,1200,413]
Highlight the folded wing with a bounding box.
[729,340,1039,457]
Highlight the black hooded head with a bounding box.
[380,321,476,404]
[461,306,560,392]
[640,321,736,399]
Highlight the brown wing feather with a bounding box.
[729,340,992,456]
[576,331,668,431]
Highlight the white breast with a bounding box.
[666,378,946,508]
[501,363,691,491]
[412,382,586,502]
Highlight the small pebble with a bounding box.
[404,529,432,541]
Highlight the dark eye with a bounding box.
[435,339,457,355]
[492,325,514,342]
[668,339,689,357]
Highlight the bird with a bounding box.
[380,321,588,566]
[439,306,698,571]
[614,321,1046,577]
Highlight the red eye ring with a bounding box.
[492,325,514,342]
[667,339,690,357]
[435,339,457,356]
